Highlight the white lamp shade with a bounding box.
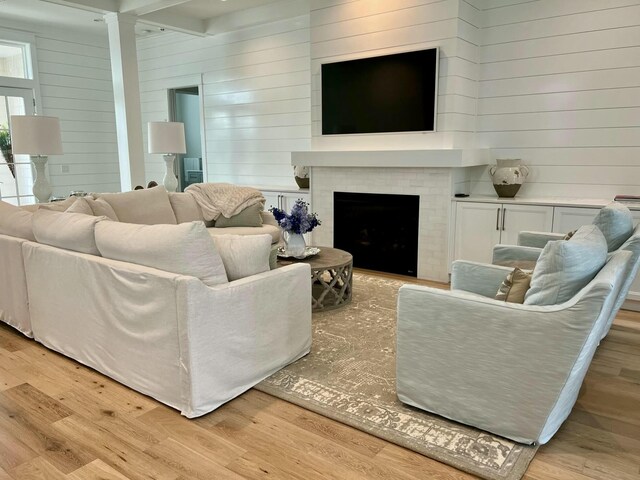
[10,115,63,155]
[148,122,187,154]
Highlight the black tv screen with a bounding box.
[321,48,438,135]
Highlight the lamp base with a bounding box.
[32,155,52,203]
[162,154,178,192]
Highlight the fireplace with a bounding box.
[333,192,419,276]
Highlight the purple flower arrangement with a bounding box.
[270,199,321,235]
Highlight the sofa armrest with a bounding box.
[176,263,312,417]
[396,282,607,443]
[492,244,542,268]
[518,231,565,248]
[450,260,514,297]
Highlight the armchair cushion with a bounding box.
[85,197,119,221]
[524,225,607,305]
[592,201,634,251]
[211,234,271,281]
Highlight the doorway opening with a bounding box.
[168,86,203,191]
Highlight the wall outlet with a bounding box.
[61,165,70,173]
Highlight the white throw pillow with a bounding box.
[210,234,272,281]
[96,186,177,225]
[95,221,228,286]
[0,200,35,240]
[592,201,634,252]
[524,225,608,305]
[65,197,94,216]
[32,209,106,255]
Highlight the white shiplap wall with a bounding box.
[309,0,480,150]
[137,15,311,188]
[0,19,120,196]
[474,0,640,198]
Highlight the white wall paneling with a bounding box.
[35,28,119,195]
[137,13,311,188]
[310,0,480,151]
[474,0,640,198]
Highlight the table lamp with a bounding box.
[148,121,186,192]
[10,115,63,203]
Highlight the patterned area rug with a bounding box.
[255,273,537,480]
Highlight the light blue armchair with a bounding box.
[397,248,633,445]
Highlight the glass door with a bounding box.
[0,86,35,205]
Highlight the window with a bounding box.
[0,42,29,79]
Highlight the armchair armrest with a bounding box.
[396,282,609,444]
[492,244,542,268]
[518,231,565,248]
[450,260,513,297]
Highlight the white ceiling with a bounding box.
[0,0,286,37]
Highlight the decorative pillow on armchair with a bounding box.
[96,186,177,225]
[0,200,36,240]
[524,225,607,305]
[32,209,107,255]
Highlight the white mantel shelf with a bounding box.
[291,149,490,168]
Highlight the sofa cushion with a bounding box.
[95,221,228,286]
[0,200,36,240]
[592,202,634,252]
[211,234,271,281]
[207,224,281,244]
[32,209,105,255]
[168,192,205,224]
[85,197,119,221]
[38,197,76,212]
[97,186,177,225]
[524,225,608,305]
[215,203,264,228]
[66,197,94,216]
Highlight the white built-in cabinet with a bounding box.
[261,189,310,213]
[452,198,640,307]
[453,202,553,264]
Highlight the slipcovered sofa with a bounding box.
[397,223,638,444]
[0,192,311,418]
[0,185,282,337]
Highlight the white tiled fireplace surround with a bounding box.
[292,150,489,282]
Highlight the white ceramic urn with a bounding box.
[489,159,529,198]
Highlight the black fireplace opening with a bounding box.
[334,191,419,277]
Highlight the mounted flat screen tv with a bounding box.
[321,48,438,135]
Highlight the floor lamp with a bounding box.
[10,115,63,203]
[148,122,186,192]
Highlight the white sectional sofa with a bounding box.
[0,188,311,417]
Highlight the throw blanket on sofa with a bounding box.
[185,183,265,221]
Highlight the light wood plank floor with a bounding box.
[0,276,639,479]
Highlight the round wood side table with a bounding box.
[277,247,353,311]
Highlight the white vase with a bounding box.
[284,231,306,258]
[32,155,52,203]
[489,159,529,198]
[163,154,178,192]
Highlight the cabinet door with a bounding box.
[281,191,310,212]
[262,192,281,211]
[552,206,599,233]
[454,202,501,264]
[500,204,554,246]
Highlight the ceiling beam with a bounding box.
[206,0,309,35]
[119,0,192,16]
[39,0,118,14]
[138,10,206,36]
